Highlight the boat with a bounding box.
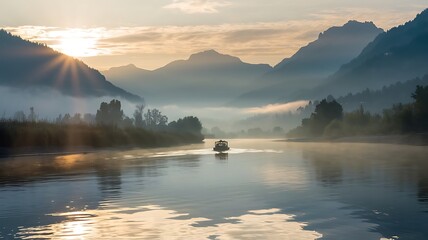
[213,140,230,152]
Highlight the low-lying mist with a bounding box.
[0,86,310,137]
[0,86,137,119]
[156,101,310,135]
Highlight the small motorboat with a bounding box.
[213,140,230,152]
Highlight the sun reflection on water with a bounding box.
[17,205,322,239]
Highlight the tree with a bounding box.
[13,111,26,122]
[121,116,134,128]
[287,99,344,137]
[71,113,82,124]
[83,113,95,124]
[411,85,428,131]
[96,99,124,126]
[55,114,63,124]
[62,113,71,124]
[412,85,428,108]
[169,116,202,134]
[310,99,343,136]
[133,104,145,128]
[28,107,37,122]
[144,108,168,129]
[313,99,343,122]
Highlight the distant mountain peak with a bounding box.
[308,8,428,101]
[318,20,383,39]
[0,29,9,35]
[345,20,376,26]
[125,63,137,68]
[199,49,219,55]
[104,63,151,77]
[272,20,383,73]
[411,8,428,24]
[188,49,242,64]
[233,20,385,107]
[417,8,428,17]
[119,63,144,71]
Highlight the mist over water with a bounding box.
[154,101,309,132]
[1,139,427,239]
[0,85,309,132]
[0,86,138,119]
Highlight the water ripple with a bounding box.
[17,204,322,240]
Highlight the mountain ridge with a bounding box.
[298,9,428,101]
[0,30,143,102]
[231,20,384,106]
[103,49,272,106]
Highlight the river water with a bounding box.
[0,139,427,239]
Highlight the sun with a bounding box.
[52,29,101,58]
[57,37,98,57]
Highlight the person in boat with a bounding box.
[213,140,230,152]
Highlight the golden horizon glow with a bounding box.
[0,1,425,69]
[4,6,421,70]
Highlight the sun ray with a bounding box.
[79,62,103,94]
[68,58,81,97]
[52,56,71,90]
[27,54,67,85]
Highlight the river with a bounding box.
[1,139,427,239]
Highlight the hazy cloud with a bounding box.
[164,0,231,14]
[245,101,310,114]
[224,28,287,43]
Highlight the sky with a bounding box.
[0,0,426,70]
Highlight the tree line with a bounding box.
[287,85,428,138]
[0,100,203,151]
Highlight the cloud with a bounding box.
[224,28,287,43]
[3,8,421,69]
[164,0,231,14]
[244,101,310,114]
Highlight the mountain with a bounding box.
[232,21,384,106]
[269,20,384,81]
[103,50,272,106]
[0,30,142,102]
[299,9,428,100]
[102,64,153,97]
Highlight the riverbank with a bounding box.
[0,122,204,158]
[284,133,428,146]
[0,145,128,158]
[0,138,204,158]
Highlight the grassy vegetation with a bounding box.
[0,100,204,153]
[0,120,203,150]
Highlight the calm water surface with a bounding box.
[1,139,428,239]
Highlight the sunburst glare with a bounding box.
[52,29,102,57]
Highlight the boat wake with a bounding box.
[150,148,282,158]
